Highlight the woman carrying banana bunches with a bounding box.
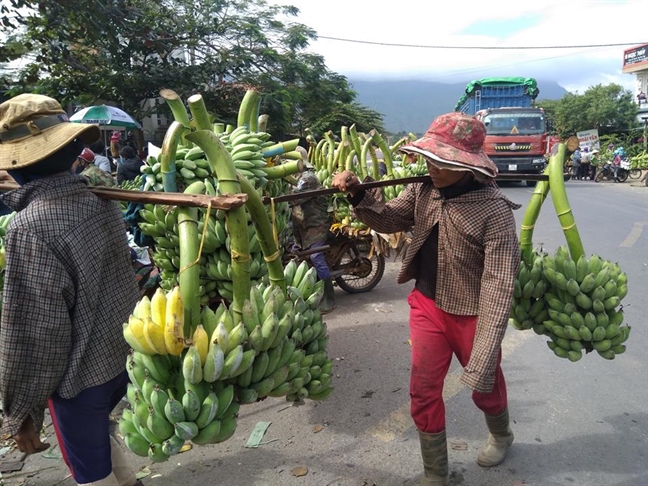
[0,94,143,486]
[332,112,521,486]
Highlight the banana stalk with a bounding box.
[549,143,585,261]
[187,95,212,132]
[160,89,191,128]
[371,130,394,177]
[260,160,303,179]
[237,89,260,129]
[360,138,373,180]
[237,175,286,292]
[345,149,357,172]
[368,143,380,180]
[390,137,409,153]
[262,139,300,159]
[213,123,225,134]
[159,121,186,193]
[178,181,205,335]
[185,129,250,318]
[349,125,364,175]
[519,178,550,265]
[324,131,336,175]
[249,99,261,132]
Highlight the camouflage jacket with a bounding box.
[290,171,331,249]
[81,165,116,187]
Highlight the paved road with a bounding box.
[16,181,648,486]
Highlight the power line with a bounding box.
[317,36,647,50]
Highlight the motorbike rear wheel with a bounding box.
[629,169,643,180]
[334,238,385,294]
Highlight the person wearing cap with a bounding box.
[74,147,117,187]
[0,94,142,486]
[116,146,143,185]
[332,112,520,485]
[289,159,336,313]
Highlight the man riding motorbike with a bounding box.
[290,164,336,313]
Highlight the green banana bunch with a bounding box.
[509,251,549,331]
[234,262,333,403]
[510,246,631,362]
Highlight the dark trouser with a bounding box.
[571,165,580,179]
[579,163,590,180]
[48,371,132,485]
[308,241,332,280]
[408,289,507,434]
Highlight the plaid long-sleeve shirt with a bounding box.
[352,180,521,393]
[0,173,138,436]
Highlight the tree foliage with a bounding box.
[0,0,384,140]
[536,84,638,139]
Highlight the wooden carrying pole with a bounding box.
[261,172,571,205]
[0,182,248,210]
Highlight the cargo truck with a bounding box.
[455,77,548,185]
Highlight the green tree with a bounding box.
[0,0,385,140]
[537,84,638,139]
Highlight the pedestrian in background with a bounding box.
[0,94,142,486]
[116,146,143,185]
[570,147,582,180]
[333,112,520,486]
[579,147,591,180]
[89,140,114,173]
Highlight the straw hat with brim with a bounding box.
[0,93,100,170]
[400,112,498,179]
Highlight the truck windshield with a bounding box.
[482,112,545,135]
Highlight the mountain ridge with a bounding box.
[349,78,567,134]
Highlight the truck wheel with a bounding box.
[526,180,537,187]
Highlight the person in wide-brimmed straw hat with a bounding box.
[333,112,521,486]
[0,94,143,486]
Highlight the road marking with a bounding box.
[619,222,646,248]
[367,330,533,442]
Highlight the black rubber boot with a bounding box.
[318,278,336,314]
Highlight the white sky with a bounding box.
[269,0,647,93]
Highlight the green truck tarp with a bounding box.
[454,77,539,112]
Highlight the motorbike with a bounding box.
[595,160,629,183]
[284,231,385,294]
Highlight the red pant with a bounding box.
[408,288,507,433]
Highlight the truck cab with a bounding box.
[475,107,548,182]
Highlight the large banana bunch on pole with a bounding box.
[136,90,302,304]
[120,89,333,461]
[509,143,631,361]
